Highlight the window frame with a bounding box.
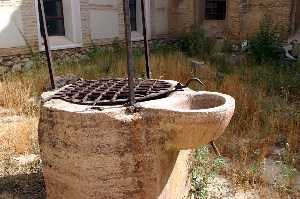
[43,0,66,36]
[205,0,227,21]
[129,0,137,31]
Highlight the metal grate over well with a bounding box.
[52,78,176,106]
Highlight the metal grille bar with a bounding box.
[51,79,175,106]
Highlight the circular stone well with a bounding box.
[38,80,235,199]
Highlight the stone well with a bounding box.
[38,80,235,199]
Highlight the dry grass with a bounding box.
[0,51,192,115]
[0,79,34,115]
[0,117,38,154]
[0,49,299,197]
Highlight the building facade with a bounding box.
[0,0,299,57]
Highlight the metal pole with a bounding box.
[123,0,135,105]
[141,0,151,79]
[37,0,56,89]
[210,141,221,157]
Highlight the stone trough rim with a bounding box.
[41,79,235,115]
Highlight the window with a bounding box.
[129,0,137,31]
[43,0,65,36]
[205,0,226,20]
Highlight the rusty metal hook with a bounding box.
[185,77,206,90]
[210,141,221,157]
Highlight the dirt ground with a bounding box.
[0,107,45,199]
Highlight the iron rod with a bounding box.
[37,0,56,89]
[141,0,151,79]
[123,0,135,105]
[210,141,221,157]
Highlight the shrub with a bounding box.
[178,27,215,59]
[247,19,283,64]
[190,147,225,199]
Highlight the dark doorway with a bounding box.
[129,0,137,31]
[43,0,65,36]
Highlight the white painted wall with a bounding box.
[62,0,82,43]
[89,0,151,41]
[89,0,119,40]
[0,3,26,48]
[89,10,120,40]
[89,0,117,6]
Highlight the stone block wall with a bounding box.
[167,0,195,35]
[295,0,300,33]
[226,0,293,40]
[226,0,242,40]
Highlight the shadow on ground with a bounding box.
[0,172,46,199]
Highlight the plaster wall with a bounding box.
[61,0,82,44]
[88,0,121,44]
[89,5,120,40]
[0,0,39,56]
[0,1,25,48]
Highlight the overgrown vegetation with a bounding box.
[190,147,225,199]
[0,23,299,198]
[247,18,284,64]
[178,27,215,60]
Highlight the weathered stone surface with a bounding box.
[38,83,235,199]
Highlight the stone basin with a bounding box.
[139,90,235,149]
[38,80,235,199]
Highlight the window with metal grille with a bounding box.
[205,0,226,20]
[129,0,137,31]
[43,0,65,36]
